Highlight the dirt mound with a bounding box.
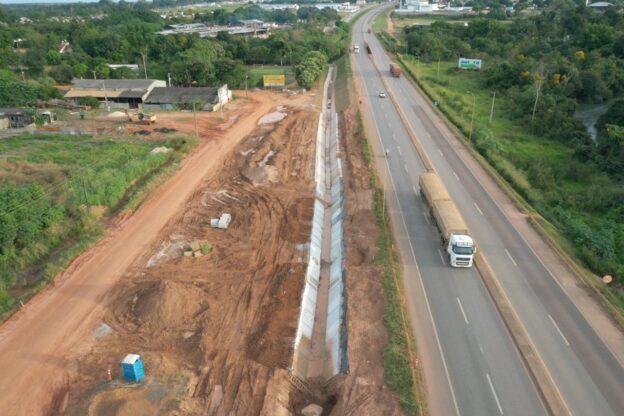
[134,280,207,329]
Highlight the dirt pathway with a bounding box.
[0,92,278,415]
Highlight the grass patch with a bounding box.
[0,133,197,319]
[245,65,295,88]
[373,11,388,33]
[356,111,420,415]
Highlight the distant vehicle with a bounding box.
[353,44,360,53]
[327,99,332,109]
[365,42,372,54]
[390,62,401,77]
[378,92,386,98]
[368,28,371,34]
[419,172,476,267]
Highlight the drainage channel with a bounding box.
[291,65,348,383]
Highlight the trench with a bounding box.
[291,66,349,382]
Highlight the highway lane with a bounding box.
[351,12,545,416]
[360,10,624,415]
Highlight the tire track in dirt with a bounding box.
[60,103,320,415]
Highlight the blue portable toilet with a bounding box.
[121,354,144,382]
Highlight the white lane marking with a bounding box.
[504,249,518,267]
[423,212,430,225]
[452,170,460,181]
[549,314,570,347]
[438,148,443,156]
[413,185,418,195]
[397,146,403,156]
[392,133,397,141]
[358,51,461,416]
[457,298,469,324]
[437,248,446,265]
[486,373,504,415]
[404,164,409,173]
[478,342,485,356]
[474,202,484,215]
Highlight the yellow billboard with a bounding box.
[263,74,285,87]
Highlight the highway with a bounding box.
[352,11,545,416]
[352,8,624,416]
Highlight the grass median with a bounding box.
[356,110,421,415]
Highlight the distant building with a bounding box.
[64,79,166,109]
[157,22,270,38]
[58,41,73,54]
[107,64,140,73]
[143,85,231,112]
[0,108,32,129]
[588,2,613,9]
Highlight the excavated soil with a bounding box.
[327,106,405,415]
[62,102,320,415]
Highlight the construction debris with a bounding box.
[210,213,232,229]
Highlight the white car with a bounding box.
[378,92,386,98]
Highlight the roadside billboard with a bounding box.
[263,74,285,88]
[458,58,482,70]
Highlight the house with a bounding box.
[58,41,73,54]
[0,108,32,129]
[107,64,140,73]
[64,79,166,109]
[143,85,231,112]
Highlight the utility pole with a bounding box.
[489,91,496,124]
[102,80,109,112]
[141,52,148,79]
[193,101,198,139]
[82,176,89,207]
[467,91,476,141]
[167,73,172,88]
[437,57,441,79]
[245,75,248,97]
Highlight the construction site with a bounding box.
[0,80,406,415]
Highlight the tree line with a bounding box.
[403,0,624,284]
[0,2,346,105]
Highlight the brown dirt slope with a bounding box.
[63,104,319,415]
[329,107,405,415]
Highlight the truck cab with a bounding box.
[447,234,475,267]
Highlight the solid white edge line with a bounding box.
[486,373,504,415]
[474,202,484,215]
[453,170,460,180]
[357,50,461,416]
[505,249,518,267]
[438,148,443,156]
[404,163,409,173]
[437,248,446,266]
[423,212,430,225]
[457,297,469,324]
[549,314,571,347]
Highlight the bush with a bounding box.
[77,96,101,109]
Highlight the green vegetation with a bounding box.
[357,112,419,415]
[393,1,624,298]
[0,133,196,317]
[0,2,349,97]
[245,65,296,88]
[295,51,328,89]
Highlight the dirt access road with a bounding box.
[0,91,280,415]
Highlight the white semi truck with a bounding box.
[419,172,476,267]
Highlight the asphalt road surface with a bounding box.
[353,7,624,416]
[352,11,545,416]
